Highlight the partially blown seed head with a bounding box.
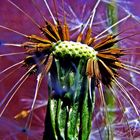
[0,0,140,139]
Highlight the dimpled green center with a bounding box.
[52,41,97,60]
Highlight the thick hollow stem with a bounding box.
[43,60,95,140]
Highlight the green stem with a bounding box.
[105,1,118,139]
[55,100,63,140]
[107,0,118,33]
[43,99,56,140]
[43,60,95,140]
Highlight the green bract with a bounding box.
[52,41,97,59]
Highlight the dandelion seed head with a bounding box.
[0,0,140,139]
[52,41,98,59]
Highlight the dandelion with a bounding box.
[0,0,140,140]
